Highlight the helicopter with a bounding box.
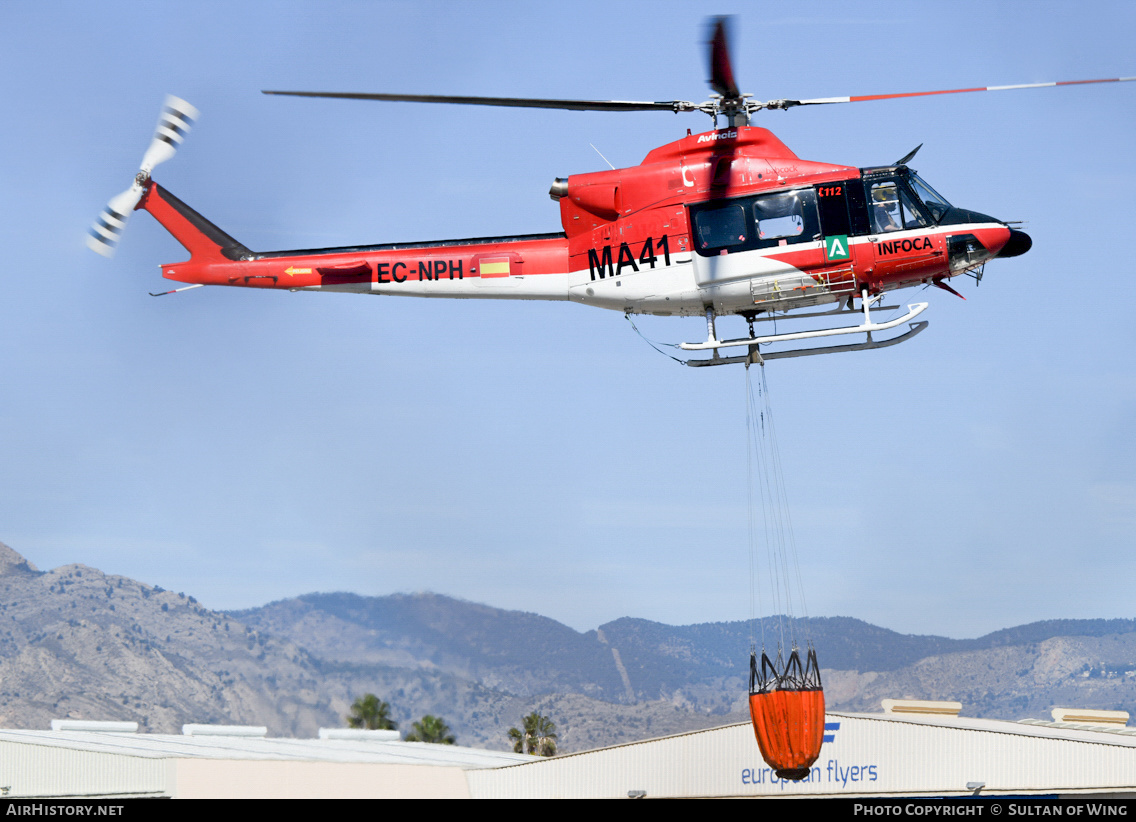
[88,19,1126,366]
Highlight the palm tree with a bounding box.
[508,711,557,757]
[346,693,397,730]
[405,714,456,745]
[528,712,557,757]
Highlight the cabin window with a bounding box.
[694,205,748,251]
[753,192,804,241]
[752,189,819,249]
[690,189,820,255]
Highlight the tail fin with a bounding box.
[137,182,252,262]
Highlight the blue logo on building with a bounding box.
[823,721,839,743]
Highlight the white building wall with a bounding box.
[0,740,166,798]
[173,760,471,799]
[466,714,1136,799]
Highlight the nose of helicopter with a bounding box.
[996,228,1032,258]
[938,206,1031,259]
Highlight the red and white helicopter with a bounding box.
[89,19,1127,366]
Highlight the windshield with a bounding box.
[908,172,952,223]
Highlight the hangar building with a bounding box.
[2,706,1134,799]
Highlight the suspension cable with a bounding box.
[745,362,810,658]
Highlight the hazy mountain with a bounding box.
[231,592,625,699]
[236,593,1136,718]
[0,540,336,735]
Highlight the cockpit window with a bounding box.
[908,173,952,223]
[898,188,928,229]
[869,181,929,232]
[869,182,902,233]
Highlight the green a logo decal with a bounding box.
[825,235,850,261]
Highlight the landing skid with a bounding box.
[680,290,930,367]
[684,320,928,367]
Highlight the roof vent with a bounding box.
[881,699,962,717]
[1050,708,1129,727]
[50,720,139,733]
[182,724,268,737]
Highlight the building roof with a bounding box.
[0,727,532,768]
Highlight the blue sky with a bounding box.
[0,0,1133,639]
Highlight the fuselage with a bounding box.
[146,126,1028,316]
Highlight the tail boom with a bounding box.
[139,183,571,298]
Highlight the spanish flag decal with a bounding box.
[479,256,512,278]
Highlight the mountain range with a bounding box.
[0,539,1132,751]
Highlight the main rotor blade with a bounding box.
[262,90,697,113]
[776,75,1136,108]
[707,17,740,100]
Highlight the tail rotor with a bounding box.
[87,95,199,257]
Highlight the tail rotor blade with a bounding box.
[139,95,199,174]
[87,183,146,257]
[89,95,196,257]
